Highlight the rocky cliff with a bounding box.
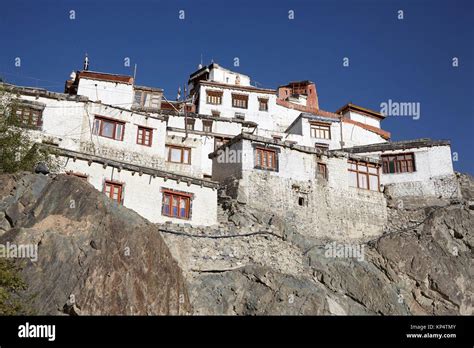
[0,172,472,315]
[0,173,191,315]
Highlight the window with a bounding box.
[348,160,380,192]
[382,153,416,174]
[185,118,195,131]
[255,147,278,171]
[317,163,328,180]
[203,120,213,133]
[104,181,123,203]
[166,145,191,164]
[214,136,230,150]
[310,123,331,140]
[134,90,161,109]
[298,197,305,206]
[14,106,43,129]
[232,94,248,109]
[315,142,329,151]
[137,126,153,146]
[93,116,125,141]
[234,112,245,120]
[162,190,191,219]
[272,135,283,141]
[206,90,223,105]
[259,98,268,111]
[211,110,221,117]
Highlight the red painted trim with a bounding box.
[342,118,391,139]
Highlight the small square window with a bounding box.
[203,120,213,133]
[137,126,153,146]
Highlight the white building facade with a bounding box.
[0,61,458,232]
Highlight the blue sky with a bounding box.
[1,0,472,173]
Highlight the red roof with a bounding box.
[78,71,134,84]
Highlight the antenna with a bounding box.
[83,53,89,71]
[133,64,137,82]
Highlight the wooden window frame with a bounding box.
[206,90,223,105]
[214,136,230,150]
[93,116,125,141]
[254,147,278,171]
[203,120,213,133]
[136,126,153,147]
[348,160,380,192]
[272,135,283,141]
[166,145,191,164]
[310,122,331,140]
[14,106,43,129]
[211,110,221,117]
[232,94,249,109]
[258,98,269,112]
[104,180,124,203]
[382,153,416,174]
[185,118,195,131]
[161,190,192,220]
[317,162,328,180]
[134,90,161,108]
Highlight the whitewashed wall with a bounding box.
[209,67,251,86]
[59,158,217,226]
[198,85,301,133]
[285,116,387,150]
[341,122,386,148]
[356,145,457,197]
[19,95,85,151]
[212,138,387,240]
[79,103,168,170]
[77,78,134,108]
[345,111,380,128]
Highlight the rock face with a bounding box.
[0,173,191,315]
[162,174,473,315]
[0,172,472,315]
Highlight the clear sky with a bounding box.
[1,0,472,174]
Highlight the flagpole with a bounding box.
[184,83,188,140]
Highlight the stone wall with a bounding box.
[384,174,460,199]
[80,141,165,169]
[211,137,387,241]
[232,171,387,241]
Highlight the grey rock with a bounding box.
[0,173,191,315]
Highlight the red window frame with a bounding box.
[255,147,277,170]
[162,190,191,219]
[94,116,125,141]
[104,180,123,203]
[137,126,153,146]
